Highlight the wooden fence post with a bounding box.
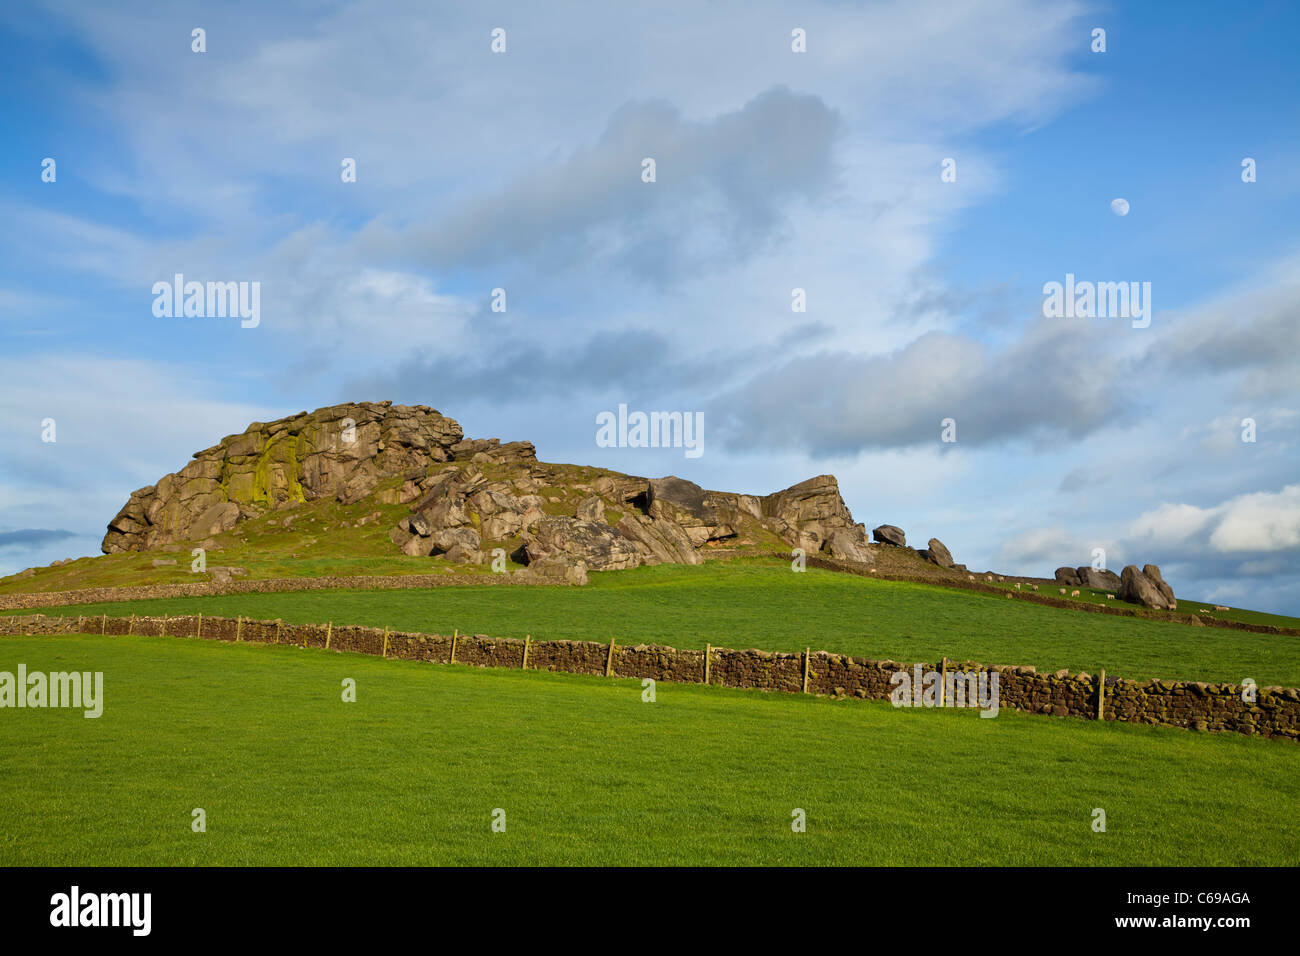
[236,616,243,642]
[100,614,106,635]
[1097,668,1106,721]
[77,615,83,632]
[197,613,202,639]
[325,621,332,650]
[605,637,616,677]
[382,625,390,658]
[128,614,135,635]
[275,619,282,644]
[802,647,811,694]
[940,657,948,707]
[522,635,530,670]
[450,628,458,663]
[704,643,712,686]
[161,616,167,638]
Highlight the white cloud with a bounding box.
[1208,485,1300,552]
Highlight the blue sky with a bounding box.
[2,0,1299,613]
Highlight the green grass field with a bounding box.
[15,559,1300,686]
[2,633,1296,866]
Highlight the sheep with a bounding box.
[1071,589,1080,597]
[1106,593,1114,599]
[1032,585,1039,591]
[1059,588,1066,594]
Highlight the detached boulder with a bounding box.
[1118,565,1174,610]
[1143,564,1176,606]
[872,525,906,547]
[1054,567,1080,586]
[1077,566,1122,590]
[925,537,954,568]
[825,528,871,563]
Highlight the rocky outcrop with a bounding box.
[104,402,473,553]
[1119,565,1176,610]
[102,402,880,580]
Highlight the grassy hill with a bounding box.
[2,633,1295,866]
[12,558,1300,686]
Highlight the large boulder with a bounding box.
[645,476,736,545]
[1142,564,1176,605]
[872,525,906,547]
[925,537,954,568]
[1076,566,1122,590]
[513,554,588,586]
[647,476,714,523]
[1054,567,1081,586]
[429,527,482,564]
[762,475,862,553]
[825,528,872,563]
[523,516,641,572]
[1118,565,1174,610]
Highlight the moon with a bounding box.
[1110,198,1130,216]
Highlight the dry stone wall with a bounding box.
[3,613,1296,742]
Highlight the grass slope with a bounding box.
[16,560,1300,686]
[1,634,1296,866]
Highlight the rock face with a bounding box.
[1118,565,1176,610]
[1054,567,1080,586]
[872,525,906,547]
[102,402,878,579]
